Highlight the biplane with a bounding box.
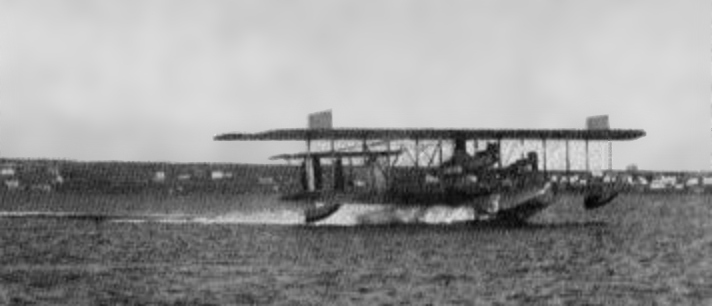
[215,111,645,225]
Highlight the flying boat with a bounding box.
[215,111,645,225]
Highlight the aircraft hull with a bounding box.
[302,179,558,225]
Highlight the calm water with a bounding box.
[1,193,712,305]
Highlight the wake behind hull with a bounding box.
[0,180,562,227]
[0,190,293,218]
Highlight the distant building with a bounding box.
[154,171,166,182]
[211,171,225,180]
[0,167,15,176]
[0,163,16,176]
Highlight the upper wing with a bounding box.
[214,128,645,141]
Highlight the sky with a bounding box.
[0,0,709,171]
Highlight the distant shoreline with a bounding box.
[1,157,711,194]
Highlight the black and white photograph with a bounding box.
[0,0,709,304]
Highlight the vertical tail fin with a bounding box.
[586,115,609,130]
[308,110,332,130]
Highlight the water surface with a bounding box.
[1,194,711,305]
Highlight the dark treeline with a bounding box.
[0,158,301,194]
